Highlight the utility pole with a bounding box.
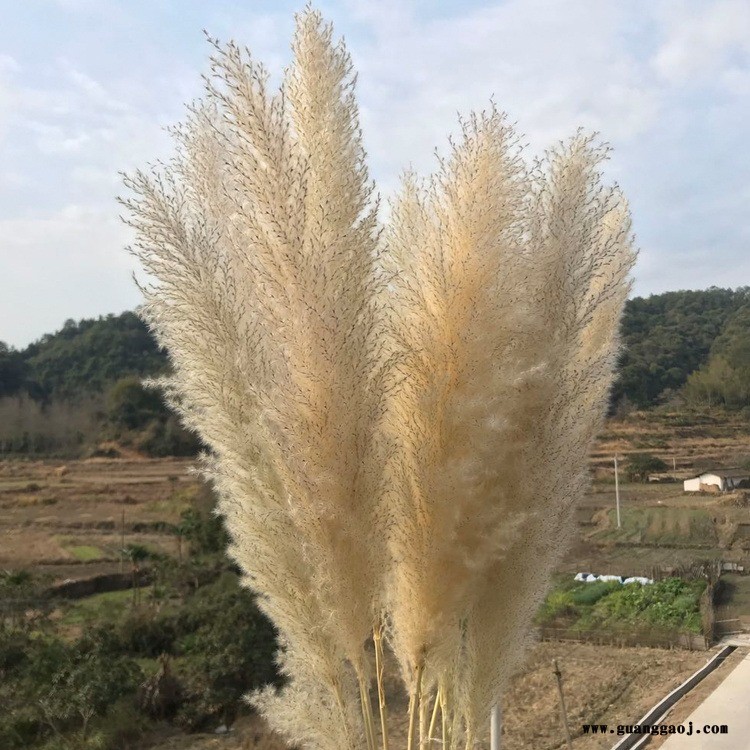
[120,510,125,574]
[553,660,573,750]
[490,703,501,750]
[614,455,621,529]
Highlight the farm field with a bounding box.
[4,411,750,573]
[592,411,750,469]
[3,461,748,590]
[4,415,750,580]
[561,413,750,582]
[0,457,198,576]
[563,479,750,582]
[2,411,750,749]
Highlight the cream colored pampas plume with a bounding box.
[121,7,635,750]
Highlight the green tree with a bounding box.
[177,485,230,556]
[175,582,279,730]
[685,303,750,409]
[38,651,142,745]
[22,312,166,400]
[0,343,26,397]
[626,452,667,482]
[613,288,749,408]
[108,376,167,430]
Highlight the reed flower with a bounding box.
[121,7,635,750]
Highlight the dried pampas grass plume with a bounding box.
[120,6,635,750]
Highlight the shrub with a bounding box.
[70,568,279,734]
[138,656,183,720]
[39,651,143,741]
[0,630,32,672]
[626,452,668,482]
[89,697,152,748]
[76,623,126,656]
[537,590,576,622]
[135,415,201,457]
[115,611,179,658]
[0,569,53,632]
[0,706,39,750]
[108,377,166,430]
[177,505,229,556]
[172,574,280,729]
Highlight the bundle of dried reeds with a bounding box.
[121,8,635,750]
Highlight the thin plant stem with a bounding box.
[358,673,377,750]
[373,625,390,750]
[419,688,428,750]
[428,688,441,748]
[407,662,424,750]
[331,677,353,747]
[407,690,417,750]
[440,687,450,750]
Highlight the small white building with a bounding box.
[683,469,750,493]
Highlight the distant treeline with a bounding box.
[2,288,750,454]
[0,313,197,456]
[0,312,165,401]
[613,287,750,410]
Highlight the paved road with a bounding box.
[660,647,750,749]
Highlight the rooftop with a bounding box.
[698,468,750,479]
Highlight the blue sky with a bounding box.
[1,0,749,347]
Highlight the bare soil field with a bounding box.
[145,641,713,750]
[562,414,750,580]
[0,457,198,576]
[593,412,750,471]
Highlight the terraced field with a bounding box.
[0,457,199,579]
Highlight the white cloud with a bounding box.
[2,0,750,346]
[63,62,130,114]
[653,0,750,83]
[347,0,660,194]
[28,121,91,154]
[45,0,123,17]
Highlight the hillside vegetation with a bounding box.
[613,286,750,408]
[1,313,166,401]
[0,314,193,456]
[2,286,750,456]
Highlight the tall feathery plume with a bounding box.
[450,136,636,742]
[380,109,536,749]
[381,124,635,746]
[121,9,387,750]
[121,7,635,750]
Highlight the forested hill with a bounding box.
[0,313,166,401]
[2,287,750,409]
[613,287,750,408]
